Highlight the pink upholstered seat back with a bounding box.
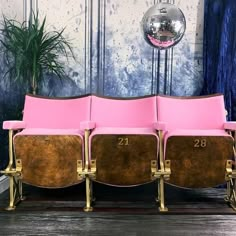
[91,95,157,128]
[157,94,226,131]
[23,94,91,129]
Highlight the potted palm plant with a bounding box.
[0,12,74,94]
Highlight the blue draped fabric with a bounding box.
[202,0,236,120]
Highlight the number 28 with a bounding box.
[194,139,207,148]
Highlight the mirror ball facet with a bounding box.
[142,3,186,50]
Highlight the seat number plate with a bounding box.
[118,137,129,146]
[194,139,207,148]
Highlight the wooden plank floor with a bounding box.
[0,182,236,235]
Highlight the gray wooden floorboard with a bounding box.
[0,212,236,235]
[0,183,235,235]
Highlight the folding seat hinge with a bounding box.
[0,159,22,178]
[164,160,171,180]
[151,160,158,180]
[225,160,233,181]
[15,159,22,173]
[77,159,96,180]
[89,160,96,180]
[77,160,84,180]
[151,160,171,180]
[15,159,23,179]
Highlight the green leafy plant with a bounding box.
[0,12,74,94]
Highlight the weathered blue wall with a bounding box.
[0,0,204,97]
[38,0,204,97]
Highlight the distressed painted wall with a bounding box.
[37,0,204,97]
[0,0,204,97]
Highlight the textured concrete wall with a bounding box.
[0,0,23,20]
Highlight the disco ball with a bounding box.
[141,3,186,50]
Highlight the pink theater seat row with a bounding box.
[3,93,229,130]
[1,93,236,212]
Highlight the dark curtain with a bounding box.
[202,0,236,120]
